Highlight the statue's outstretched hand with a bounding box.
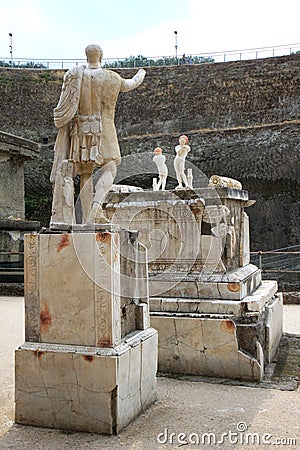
[121,68,146,92]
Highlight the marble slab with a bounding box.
[36,232,121,347]
[265,293,283,363]
[151,315,263,381]
[150,297,244,315]
[149,280,276,315]
[105,188,250,274]
[149,264,261,299]
[240,211,250,266]
[242,280,278,312]
[24,231,149,347]
[15,329,158,435]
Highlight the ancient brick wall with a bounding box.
[0,54,299,254]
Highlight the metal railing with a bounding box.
[250,245,300,290]
[1,245,299,289]
[250,245,300,271]
[0,43,299,70]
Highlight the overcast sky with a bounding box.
[1,0,299,61]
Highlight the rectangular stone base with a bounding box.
[150,280,278,315]
[149,264,261,299]
[15,328,157,435]
[150,281,283,381]
[151,315,264,381]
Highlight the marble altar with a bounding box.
[104,180,283,381]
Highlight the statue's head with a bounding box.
[85,44,103,62]
[154,147,162,155]
[179,135,188,144]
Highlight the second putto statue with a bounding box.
[174,135,191,189]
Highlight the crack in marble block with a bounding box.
[151,316,263,381]
[15,329,158,434]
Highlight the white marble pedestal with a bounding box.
[104,189,283,382]
[150,276,283,381]
[15,229,158,434]
[15,329,157,434]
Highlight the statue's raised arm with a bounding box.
[121,68,146,92]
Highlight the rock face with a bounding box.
[0,54,299,252]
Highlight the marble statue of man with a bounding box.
[50,44,146,225]
[174,135,191,189]
[152,147,168,190]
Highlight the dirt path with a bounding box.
[0,297,299,449]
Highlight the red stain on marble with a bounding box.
[227,283,240,292]
[98,337,112,347]
[221,320,235,334]
[56,234,70,252]
[83,355,95,362]
[96,232,111,243]
[34,349,44,360]
[40,304,51,333]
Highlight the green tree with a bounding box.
[104,54,214,68]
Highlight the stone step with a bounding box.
[150,280,278,315]
[149,263,262,300]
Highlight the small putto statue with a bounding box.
[174,135,191,189]
[152,147,168,190]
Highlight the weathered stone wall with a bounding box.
[0,54,299,254]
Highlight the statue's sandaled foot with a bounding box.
[87,203,111,224]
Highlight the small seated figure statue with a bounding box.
[152,147,168,190]
[174,135,191,189]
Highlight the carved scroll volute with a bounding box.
[94,232,121,348]
[24,233,40,342]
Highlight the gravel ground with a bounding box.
[0,297,299,449]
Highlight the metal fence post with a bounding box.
[258,251,263,270]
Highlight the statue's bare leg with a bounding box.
[175,170,183,189]
[181,171,188,187]
[80,172,93,223]
[87,161,117,223]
